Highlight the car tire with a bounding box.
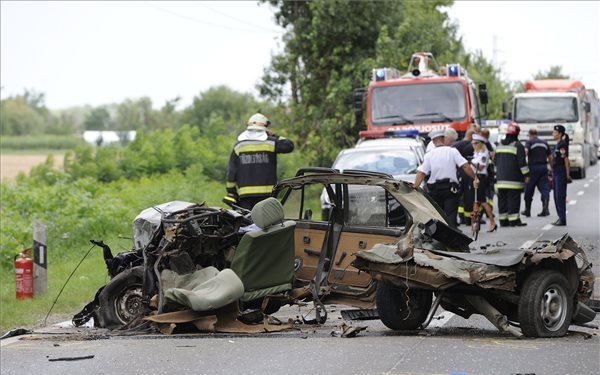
[376,281,432,330]
[95,266,144,330]
[518,270,573,337]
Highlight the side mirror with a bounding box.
[478,83,488,105]
[501,102,511,120]
[353,88,366,130]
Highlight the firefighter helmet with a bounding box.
[247,113,270,130]
[506,122,520,135]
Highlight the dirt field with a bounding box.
[0,154,64,181]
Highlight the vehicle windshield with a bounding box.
[514,97,579,123]
[333,149,418,176]
[370,82,467,126]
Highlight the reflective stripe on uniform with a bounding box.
[496,180,524,189]
[508,213,521,221]
[496,144,517,155]
[520,166,529,175]
[234,141,275,155]
[238,185,273,196]
[226,181,237,189]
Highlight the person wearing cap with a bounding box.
[463,134,497,232]
[522,128,551,217]
[225,113,294,210]
[551,124,571,226]
[413,129,479,228]
[425,127,458,153]
[494,122,529,227]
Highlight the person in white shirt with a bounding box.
[464,134,497,232]
[413,129,479,227]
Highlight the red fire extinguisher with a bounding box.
[15,248,34,299]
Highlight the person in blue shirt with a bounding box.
[522,128,551,217]
[550,125,571,226]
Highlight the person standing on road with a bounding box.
[453,128,475,225]
[494,122,529,227]
[465,134,497,232]
[480,128,496,217]
[551,125,571,226]
[225,113,294,210]
[522,128,551,217]
[413,129,479,228]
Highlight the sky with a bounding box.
[1,1,599,111]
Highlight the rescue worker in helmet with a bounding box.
[494,122,529,227]
[225,113,294,210]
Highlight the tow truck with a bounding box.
[354,52,489,140]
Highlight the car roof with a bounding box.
[356,137,424,148]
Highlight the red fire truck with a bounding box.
[354,52,488,140]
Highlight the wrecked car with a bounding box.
[74,168,596,338]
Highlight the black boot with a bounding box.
[521,200,531,217]
[552,218,566,226]
[510,218,527,227]
[499,219,510,227]
[537,198,550,217]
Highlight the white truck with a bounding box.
[500,79,599,179]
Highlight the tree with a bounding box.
[260,0,479,166]
[84,107,112,130]
[534,66,570,80]
[181,86,263,137]
[0,96,45,135]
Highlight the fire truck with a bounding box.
[354,52,489,140]
[499,79,599,179]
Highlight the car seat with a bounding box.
[231,197,296,302]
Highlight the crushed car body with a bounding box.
[73,168,596,338]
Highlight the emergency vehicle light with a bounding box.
[446,64,461,77]
[359,129,420,140]
[384,129,420,138]
[372,68,401,81]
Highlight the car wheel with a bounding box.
[376,281,432,330]
[518,270,573,337]
[95,266,144,330]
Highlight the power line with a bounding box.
[142,1,279,34]
[193,1,279,33]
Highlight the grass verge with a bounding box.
[0,247,109,335]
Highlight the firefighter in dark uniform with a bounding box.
[225,113,294,210]
[551,124,571,226]
[453,128,475,225]
[413,129,479,228]
[494,122,529,227]
[522,128,551,217]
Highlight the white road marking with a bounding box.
[520,240,536,249]
[542,224,554,231]
[569,200,577,205]
[584,183,589,188]
[577,191,584,196]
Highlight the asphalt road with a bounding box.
[2,164,599,375]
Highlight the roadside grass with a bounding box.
[0,247,109,335]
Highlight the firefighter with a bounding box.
[453,128,475,225]
[551,125,571,226]
[494,122,529,227]
[413,129,479,228]
[522,128,551,217]
[225,113,294,210]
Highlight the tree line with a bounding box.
[1,0,570,168]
